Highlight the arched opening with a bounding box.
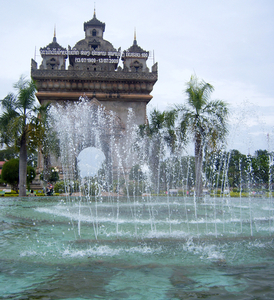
[131,60,142,72]
[49,58,57,70]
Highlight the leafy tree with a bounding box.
[227,149,248,189]
[0,147,18,161]
[252,150,270,186]
[176,75,229,196]
[0,147,38,167]
[0,76,49,196]
[124,181,143,196]
[40,167,59,183]
[1,158,36,192]
[129,164,145,181]
[205,149,248,190]
[158,156,195,193]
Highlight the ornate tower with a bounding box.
[39,28,67,70]
[31,12,158,127]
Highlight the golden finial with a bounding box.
[133,27,137,45]
[94,2,96,17]
[53,25,57,42]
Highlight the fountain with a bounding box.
[0,100,274,299]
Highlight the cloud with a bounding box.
[0,0,273,155]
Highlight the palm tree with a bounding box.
[138,108,177,193]
[0,76,49,196]
[176,75,229,197]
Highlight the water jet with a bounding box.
[1,100,274,299]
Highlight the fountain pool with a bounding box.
[1,195,274,299]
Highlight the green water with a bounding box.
[0,196,274,299]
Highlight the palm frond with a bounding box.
[149,109,165,133]
[12,77,36,112]
[164,109,177,128]
[1,93,18,112]
[185,74,214,113]
[13,76,29,91]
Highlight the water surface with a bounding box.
[1,196,274,299]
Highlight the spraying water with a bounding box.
[1,98,274,299]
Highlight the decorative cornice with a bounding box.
[36,91,153,102]
[34,78,155,95]
[31,68,157,82]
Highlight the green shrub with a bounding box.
[1,159,19,192]
[54,181,66,193]
[4,193,19,197]
[1,159,36,192]
[53,181,79,194]
[80,181,100,196]
[230,192,239,197]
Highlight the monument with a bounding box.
[31,10,158,180]
[31,10,157,126]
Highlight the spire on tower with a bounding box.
[93,2,96,18]
[53,25,57,42]
[133,27,137,45]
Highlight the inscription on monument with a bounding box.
[75,58,119,63]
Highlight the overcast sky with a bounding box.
[0,0,273,155]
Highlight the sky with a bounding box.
[0,0,274,155]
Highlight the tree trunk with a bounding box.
[43,153,51,181]
[150,136,161,194]
[195,134,203,197]
[19,133,28,197]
